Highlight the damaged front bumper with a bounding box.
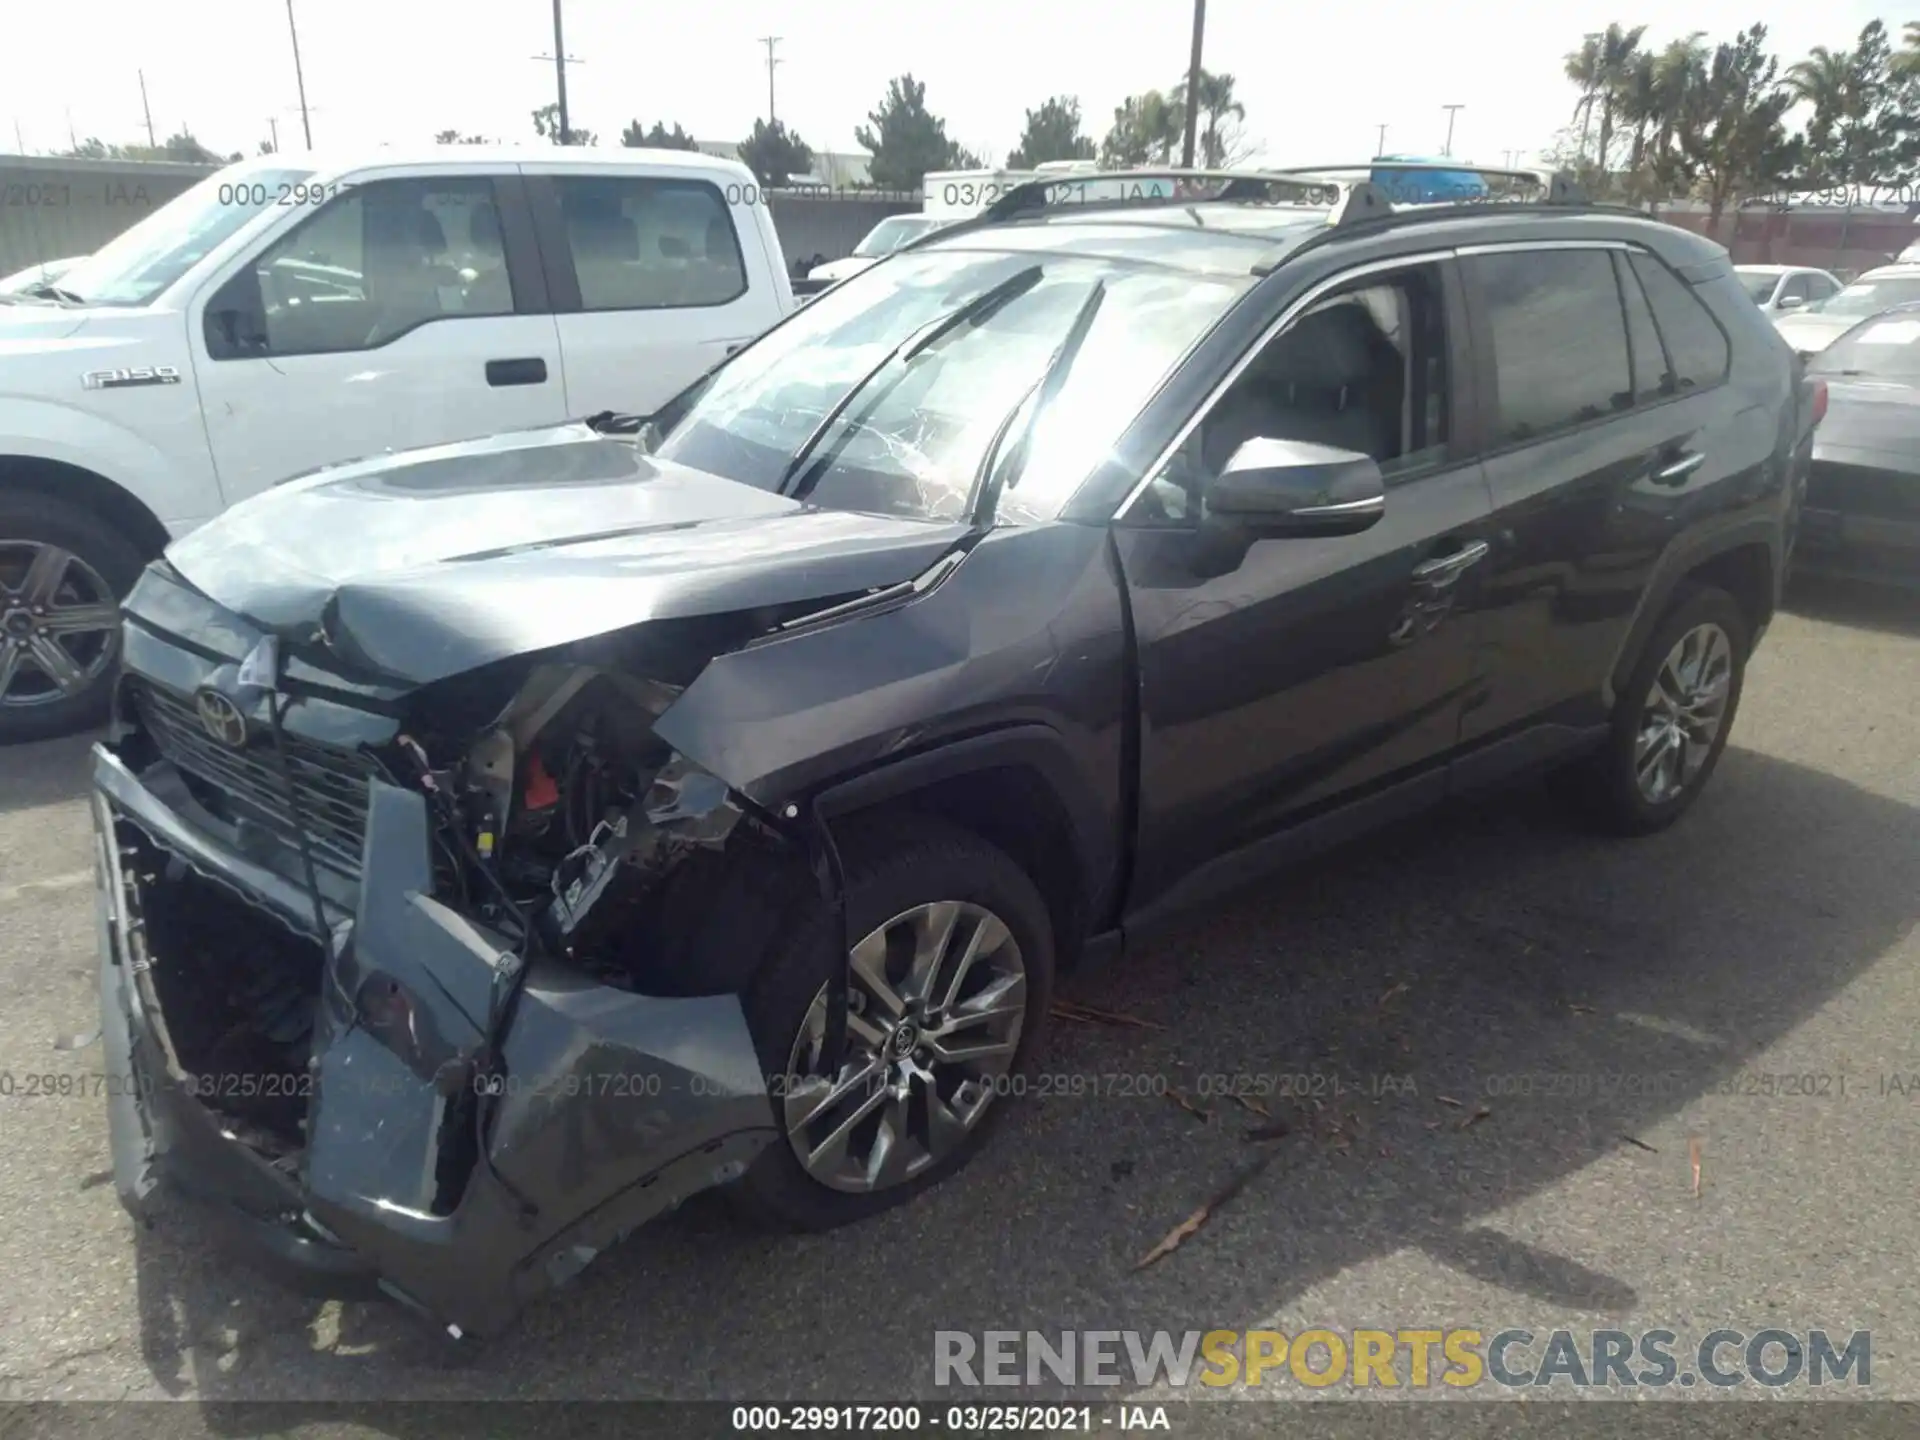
[92,742,776,1338]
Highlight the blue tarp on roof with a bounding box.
[1370,157,1489,203]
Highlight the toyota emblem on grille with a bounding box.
[194,688,250,748]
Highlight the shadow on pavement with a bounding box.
[0,731,96,819]
[114,744,1914,1412]
[1784,572,1920,640]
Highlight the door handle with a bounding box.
[486,357,548,387]
[1411,538,1490,587]
[1652,449,1706,485]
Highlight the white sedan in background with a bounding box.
[1773,264,1920,357]
[806,215,953,287]
[1736,264,1841,316]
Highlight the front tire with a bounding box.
[1558,583,1750,836]
[0,491,143,745]
[732,816,1056,1231]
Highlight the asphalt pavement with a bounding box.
[0,575,1915,1433]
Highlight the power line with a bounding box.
[760,37,782,125]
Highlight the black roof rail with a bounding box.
[899,162,1597,259]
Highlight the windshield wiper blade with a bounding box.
[973,279,1108,513]
[22,283,85,304]
[779,264,1045,497]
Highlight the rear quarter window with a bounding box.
[1628,252,1731,391]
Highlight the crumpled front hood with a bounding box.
[159,421,968,685]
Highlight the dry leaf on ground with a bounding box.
[1167,1088,1212,1122]
[1050,1000,1165,1030]
[1458,1105,1492,1130]
[1135,1151,1278,1269]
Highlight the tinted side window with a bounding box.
[553,177,746,311]
[1808,274,1839,300]
[1780,274,1810,302]
[1627,252,1729,392]
[1467,249,1631,443]
[216,176,514,358]
[1613,252,1669,403]
[1135,262,1451,522]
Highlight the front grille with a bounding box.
[128,677,374,879]
[1806,460,1920,522]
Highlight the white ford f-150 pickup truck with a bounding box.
[0,146,795,742]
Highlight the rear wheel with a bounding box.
[1556,583,1749,835]
[0,492,143,745]
[732,817,1055,1231]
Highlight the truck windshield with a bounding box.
[54,167,316,307]
[653,248,1253,524]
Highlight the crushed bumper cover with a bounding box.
[92,743,776,1337]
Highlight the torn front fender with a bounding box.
[300,778,775,1336]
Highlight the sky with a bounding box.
[5,0,1912,172]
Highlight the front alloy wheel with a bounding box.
[784,900,1027,1194]
[732,816,1055,1231]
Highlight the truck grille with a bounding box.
[128,677,373,879]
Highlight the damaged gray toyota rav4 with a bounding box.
[90,165,1819,1337]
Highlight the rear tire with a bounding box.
[731,815,1055,1232]
[1555,583,1749,836]
[0,491,144,745]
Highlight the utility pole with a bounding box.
[66,109,78,151]
[1180,0,1206,168]
[138,71,157,148]
[286,0,313,147]
[1375,123,1387,158]
[533,0,585,144]
[553,0,570,143]
[268,117,280,152]
[760,37,782,125]
[1441,103,1463,157]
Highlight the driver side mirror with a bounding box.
[1192,437,1385,576]
[1777,293,1805,310]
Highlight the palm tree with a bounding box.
[1565,34,1604,160]
[1643,34,1708,196]
[1613,51,1660,195]
[1786,46,1850,185]
[1894,21,1920,81]
[1173,70,1247,167]
[1566,24,1646,175]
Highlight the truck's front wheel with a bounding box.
[0,491,143,744]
